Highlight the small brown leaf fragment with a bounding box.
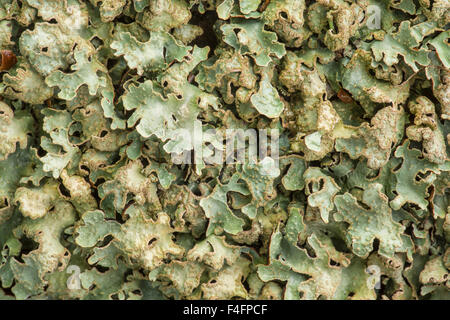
[0,50,17,71]
[337,88,353,104]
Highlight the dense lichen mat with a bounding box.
[0,0,449,300]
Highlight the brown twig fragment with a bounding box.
[259,0,271,12]
[337,88,354,104]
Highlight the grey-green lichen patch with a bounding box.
[0,0,448,301]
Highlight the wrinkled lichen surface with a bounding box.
[0,0,449,300]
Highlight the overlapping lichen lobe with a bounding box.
[0,50,17,71]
